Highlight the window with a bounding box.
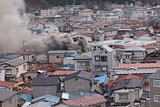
[95,56,100,61]
[95,65,100,70]
[119,93,128,101]
[77,61,90,66]
[16,68,19,74]
[154,95,160,102]
[101,56,107,62]
[153,80,160,87]
[101,66,108,71]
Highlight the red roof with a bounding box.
[43,67,58,71]
[18,88,32,95]
[63,94,106,106]
[104,74,143,86]
[50,70,75,76]
[134,30,148,37]
[0,81,13,88]
[114,46,157,50]
[113,63,160,69]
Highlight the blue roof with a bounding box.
[31,102,51,107]
[59,64,74,68]
[3,54,21,59]
[69,92,96,99]
[64,53,79,58]
[18,94,32,102]
[0,58,10,63]
[47,50,77,54]
[32,94,60,105]
[94,75,107,84]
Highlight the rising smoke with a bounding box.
[0,0,31,53]
[0,0,88,53]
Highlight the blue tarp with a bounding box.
[94,75,107,84]
[19,94,32,102]
[32,94,60,105]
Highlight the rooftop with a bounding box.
[113,63,160,69]
[47,50,77,54]
[0,80,13,88]
[50,70,76,76]
[64,71,95,81]
[63,94,106,106]
[32,77,60,86]
[0,88,17,102]
[104,74,143,86]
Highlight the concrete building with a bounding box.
[149,71,160,107]
[64,71,95,94]
[0,88,17,107]
[32,77,60,98]
[92,45,117,74]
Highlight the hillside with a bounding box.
[24,0,160,12]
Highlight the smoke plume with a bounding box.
[26,33,88,53]
[0,0,88,53]
[0,0,31,53]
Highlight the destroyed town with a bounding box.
[1,0,160,107]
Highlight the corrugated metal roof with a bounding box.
[32,94,60,105]
[19,94,32,102]
[47,50,77,54]
[6,58,25,67]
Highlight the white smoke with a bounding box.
[0,0,31,53]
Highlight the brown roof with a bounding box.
[50,70,76,76]
[134,30,148,37]
[63,94,106,106]
[113,63,160,69]
[104,74,143,86]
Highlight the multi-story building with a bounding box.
[149,71,160,107]
[92,45,117,74]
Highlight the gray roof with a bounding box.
[0,88,17,102]
[0,58,10,63]
[48,50,77,54]
[64,71,95,81]
[103,27,117,32]
[111,79,143,91]
[149,70,160,79]
[125,46,146,51]
[3,54,22,59]
[32,77,60,86]
[74,52,91,60]
[6,59,25,67]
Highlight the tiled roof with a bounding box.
[63,94,106,106]
[50,70,75,76]
[113,63,160,69]
[134,30,148,37]
[0,80,13,88]
[104,74,143,86]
